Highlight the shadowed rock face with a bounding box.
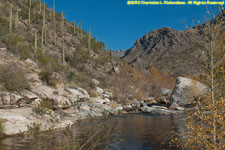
[123,12,225,76]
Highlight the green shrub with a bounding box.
[95,55,110,67]
[0,17,9,36]
[3,34,33,60]
[66,71,76,82]
[0,64,30,91]
[32,99,53,116]
[38,54,64,73]
[39,71,56,87]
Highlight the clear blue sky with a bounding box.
[43,0,221,50]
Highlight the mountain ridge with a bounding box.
[122,11,225,76]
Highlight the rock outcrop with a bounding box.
[170,77,208,108]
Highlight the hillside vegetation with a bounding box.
[0,0,114,92]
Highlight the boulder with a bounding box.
[113,66,120,74]
[0,93,11,105]
[96,87,104,95]
[170,77,208,107]
[49,72,65,89]
[9,93,23,105]
[25,58,38,69]
[0,108,34,135]
[31,85,72,109]
[65,87,89,99]
[92,79,100,86]
[161,88,173,97]
[141,105,180,115]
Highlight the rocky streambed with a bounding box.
[0,57,209,137]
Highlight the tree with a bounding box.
[171,9,225,150]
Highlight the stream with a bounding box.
[0,113,186,150]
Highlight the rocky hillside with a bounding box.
[0,0,126,136]
[0,0,116,92]
[123,11,225,76]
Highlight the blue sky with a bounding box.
[43,0,221,50]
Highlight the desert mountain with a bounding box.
[122,11,225,76]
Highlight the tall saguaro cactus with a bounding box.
[28,0,32,26]
[39,0,42,12]
[41,26,44,51]
[77,23,80,37]
[41,3,46,50]
[42,3,45,26]
[62,40,65,66]
[110,45,113,62]
[14,10,19,30]
[61,11,64,35]
[53,0,55,22]
[44,26,47,45]
[9,4,13,34]
[88,27,92,51]
[73,20,76,34]
[80,22,83,39]
[34,30,38,56]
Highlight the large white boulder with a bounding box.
[170,77,209,107]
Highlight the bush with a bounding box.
[3,34,33,60]
[0,17,9,37]
[39,71,56,87]
[88,90,99,98]
[32,99,53,116]
[38,54,64,73]
[0,64,30,91]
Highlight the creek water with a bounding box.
[0,113,186,150]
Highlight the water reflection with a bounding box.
[0,113,186,150]
[109,113,186,150]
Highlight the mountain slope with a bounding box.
[0,0,114,91]
[123,12,225,76]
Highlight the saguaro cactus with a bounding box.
[14,10,19,30]
[61,11,64,35]
[53,0,55,22]
[39,0,42,12]
[80,22,83,39]
[9,4,13,34]
[62,40,65,66]
[34,30,38,56]
[41,26,44,51]
[44,27,47,44]
[73,20,76,34]
[88,27,92,51]
[42,3,45,26]
[77,23,79,37]
[28,0,31,26]
[110,45,113,62]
